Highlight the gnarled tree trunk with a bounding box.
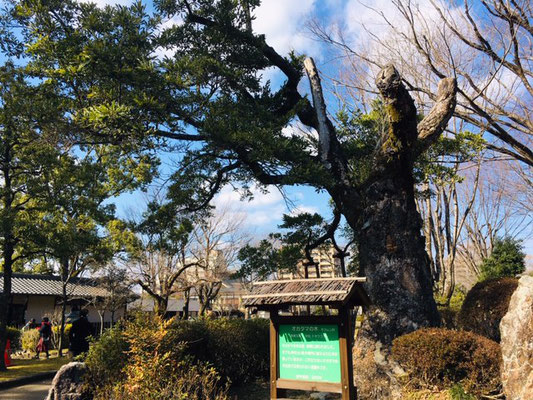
[305,60,456,399]
[346,176,440,398]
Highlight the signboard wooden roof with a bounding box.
[242,277,370,308]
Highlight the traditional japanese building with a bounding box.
[0,273,128,331]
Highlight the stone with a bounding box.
[353,334,405,399]
[500,275,533,400]
[46,361,92,400]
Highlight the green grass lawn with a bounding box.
[0,353,69,382]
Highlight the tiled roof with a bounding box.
[0,273,110,298]
[242,277,370,308]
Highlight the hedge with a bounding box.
[392,328,501,397]
[457,277,518,342]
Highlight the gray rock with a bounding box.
[45,362,92,400]
[500,275,533,400]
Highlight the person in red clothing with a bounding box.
[4,339,11,367]
[35,317,52,359]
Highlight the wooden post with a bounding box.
[269,308,287,399]
[339,307,356,400]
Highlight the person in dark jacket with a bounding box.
[35,317,52,359]
[68,309,93,357]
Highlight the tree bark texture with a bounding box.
[0,251,13,371]
[306,62,456,399]
[58,259,69,357]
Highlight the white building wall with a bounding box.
[84,305,126,324]
[15,295,126,325]
[25,295,57,322]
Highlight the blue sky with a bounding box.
[1,0,531,260]
[109,0,533,261]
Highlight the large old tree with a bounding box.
[5,0,457,394]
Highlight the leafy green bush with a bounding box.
[52,324,71,350]
[85,315,267,398]
[6,327,21,351]
[21,328,40,352]
[479,237,525,280]
[457,277,518,342]
[392,328,501,397]
[84,324,129,392]
[168,317,270,385]
[88,316,228,400]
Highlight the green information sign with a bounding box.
[278,324,341,383]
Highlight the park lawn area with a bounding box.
[0,355,69,382]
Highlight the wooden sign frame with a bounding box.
[269,307,356,400]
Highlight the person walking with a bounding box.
[35,317,52,359]
[22,318,37,331]
[68,309,93,357]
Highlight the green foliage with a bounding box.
[457,277,518,342]
[448,384,476,400]
[168,317,270,385]
[237,212,348,281]
[415,130,485,185]
[337,100,485,187]
[85,324,129,393]
[135,200,194,257]
[236,235,299,281]
[436,287,466,329]
[85,314,268,398]
[21,329,40,352]
[6,327,21,351]
[479,237,525,281]
[87,316,232,400]
[392,328,501,397]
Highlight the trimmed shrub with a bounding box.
[168,317,270,385]
[457,277,518,342]
[21,328,40,352]
[392,328,501,397]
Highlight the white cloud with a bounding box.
[212,184,324,229]
[152,15,184,60]
[213,185,286,227]
[290,205,320,216]
[215,184,283,207]
[253,0,320,58]
[79,0,134,7]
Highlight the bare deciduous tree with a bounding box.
[311,0,533,167]
[131,249,197,317]
[88,264,137,333]
[456,162,532,279]
[187,206,248,316]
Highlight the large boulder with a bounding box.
[500,275,533,400]
[46,361,92,400]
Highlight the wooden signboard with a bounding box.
[269,311,355,400]
[242,277,370,400]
